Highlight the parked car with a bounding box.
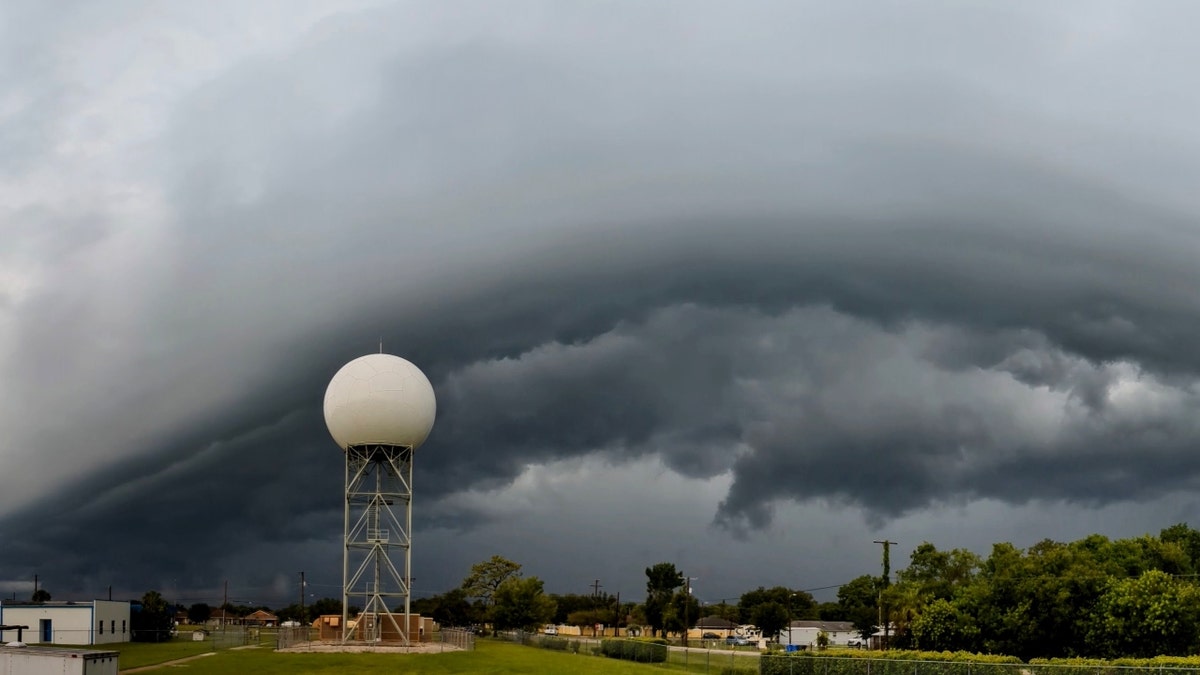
[702,632,721,640]
[726,635,752,646]
[544,625,558,636]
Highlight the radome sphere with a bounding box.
[324,353,437,450]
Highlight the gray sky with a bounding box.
[4,0,1200,608]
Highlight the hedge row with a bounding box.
[760,652,1023,675]
[1028,656,1200,675]
[599,638,668,663]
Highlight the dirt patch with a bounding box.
[275,641,462,654]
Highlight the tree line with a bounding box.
[848,523,1200,659]
[413,523,1200,659]
[410,555,830,640]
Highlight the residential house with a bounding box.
[782,620,861,649]
[688,615,739,640]
[243,610,278,627]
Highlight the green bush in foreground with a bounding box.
[759,651,1023,675]
[1028,655,1200,675]
[600,638,668,663]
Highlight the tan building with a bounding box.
[313,613,435,642]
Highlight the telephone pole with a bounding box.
[613,591,621,637]
[682,575,696,648]
[591,579,602,597]
[874,540,897,649]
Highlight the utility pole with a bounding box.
[682,575,696,648]
[33,574,38,598]
[874,540,897,650]
[300,572,306,620]
[613,591,621,637]
[591,579,602,597]
[223,580,228,627]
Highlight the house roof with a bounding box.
[695,616,738,629]
[245,610,278,620]
[789,620,856,632]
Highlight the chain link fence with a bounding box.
[500,631,762,673]
[273,625,474,652]
[439,628,476,651]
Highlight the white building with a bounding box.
[0,601,132,646]
[782,620,862,649]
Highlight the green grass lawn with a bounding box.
[71,638,213,669]
[105,638,751,674]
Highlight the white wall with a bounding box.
[783,625,861,648]
[92,602,131,645]
[0,602,131,646]
[784,626,819,647]
[1,606,93,645]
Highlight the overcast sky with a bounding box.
[4,0,1200,610]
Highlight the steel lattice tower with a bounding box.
[342,443,414,643]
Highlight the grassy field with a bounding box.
[89,637,760,674]
[110,639,215,669]
[120,639,728,674]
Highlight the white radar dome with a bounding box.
[324,353,437,450]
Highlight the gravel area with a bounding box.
[276,641,463,654]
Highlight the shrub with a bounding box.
[600,638,668,663]
[1028,656,1200,675]
[759,651,1024,675]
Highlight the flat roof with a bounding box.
[0,646,119,659]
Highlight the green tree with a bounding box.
[910,598,976,651]
[308,597,343,618]
[751,601,789,641]
[1083,570,1200,658]
[644,562,683,637]
[881,582,923,649]
[567,609,605,636]
[739,586,817,623]
[664,590,701,638]
[1161,523,1200,573]
[187,603,212,625]
[710,600,740,623]
[550,593,595,624]
[409,588,475,627]
[131,591,173,642]
[898,542,980,602]
[836,575,879,641]
[491,577,556,631]
[817,601,844,621]
[31,589,50,603]
[462,555,523,612]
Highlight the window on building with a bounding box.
[99,621,104,635]
[122,620,126,634]
[111,620,116,634]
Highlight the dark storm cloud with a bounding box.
[6,1,1200,599]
